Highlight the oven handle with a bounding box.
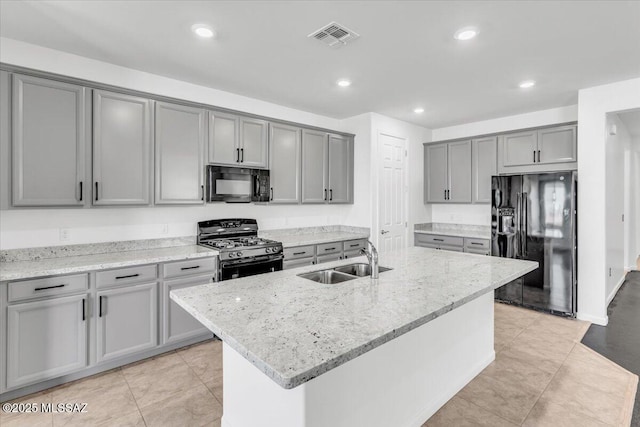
[220,254,283,267]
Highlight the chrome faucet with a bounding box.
[360,240,379,279]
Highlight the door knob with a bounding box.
[381,230,389,235]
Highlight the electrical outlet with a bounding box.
[59,228,70,241]
[161,224,169,234]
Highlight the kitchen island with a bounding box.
[171,247,537,427]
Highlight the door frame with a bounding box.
[373,130,409,250]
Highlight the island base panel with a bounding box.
[221,292,495,427]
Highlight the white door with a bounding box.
[378,132,407,253]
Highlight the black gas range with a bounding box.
[197,219,283,281]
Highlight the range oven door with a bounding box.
[219,255,283,281]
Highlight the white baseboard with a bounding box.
[577,312,608,326]
[606,274,627,306]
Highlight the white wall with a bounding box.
[604,114,630,303]
[577,77,640,325]
[626,135,640,270]
[428,105,579,226]
[0,38,363,249]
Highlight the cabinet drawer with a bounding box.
[415,233,463,247]
[283,257,316,270]
[416,242,464,252]
[464,247,490,256]
[96,265,158,289]
[316,253,343,264]
[343,239,367,252]
[8,274,88,303]
[163,258,217,279]
[316,242,342,256]
[284,245,315,260]
[464,238,490,250]
[343,249,363,259]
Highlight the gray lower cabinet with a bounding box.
[424,140,471,203]
[7,293,87,388]
[11,74,87,206]
[269,123,301,203]
[96,282,158,362]
[162,275,212,344]
[155,102,206,205]
[472,137,497,204]
[93,90,153,205]
[283,239,367,269]
[283,257,315,270]
[316,253,343,263]
[498,125,577,173]
[301,130,353,204]
[415,233,490,255]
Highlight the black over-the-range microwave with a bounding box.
[206,165,270,203]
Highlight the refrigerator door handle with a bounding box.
[515,192,522,257]
[522,192,528,256]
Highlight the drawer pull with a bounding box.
[293,251,307,256]
[82,298,86,321]
[433,238,444,242]
[99,296,104,317]
[349,243,359,247]
[34,284,66,291]
[471,242,483,246]
[180,266,200,271]
[324,247,336,251]
[115,273,140,280]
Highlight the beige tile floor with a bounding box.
[1,304,637,427]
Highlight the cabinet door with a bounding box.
[538,125,577,164]
[327,134,351,203]
[12,74,86,206]
[96,282,157,362]
[208,111,240,166]
[269,123,301,203]
[501,130,537,167]
[301,129,328,203]
[448,140,472,202]
[163,275,212,345]
[472,137,497,204]
[155,102,205,204]
[7,294,87,388]
[93,90,152,205]
[424,143,447,203]
[240,117,268,168]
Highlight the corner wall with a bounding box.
[577,77,640,325]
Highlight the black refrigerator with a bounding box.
[491,172,577,316]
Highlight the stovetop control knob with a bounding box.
[236,251,243,258]
[229,252,236,258]
[265,247,272,253]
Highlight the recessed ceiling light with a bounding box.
[337,79,351,87]
[191,24,215,39]
[414,108,425,114]
[519,80,536,89]
[454,27,478,41]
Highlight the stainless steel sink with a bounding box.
[297,270,357,284]
[333,263,393,277]
[297,263,393,283]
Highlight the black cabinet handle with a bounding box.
[115,273,139,280]
[293,251,306,255]
[180,266,200,271]
[444,189,447,200]
[471,242,483,246]
[324,247,336,251]
[537,150,541,163]
[95,182,99,201]
[324,189,327,201]
[349,244,359,247]
[201,185,204,201]
[79,181,83,202]
[82,298,86,321]
[34,284,66,291]
[236,148,240,162]
[433,238,444,242]
[329,189,333,201]
[240,148,244,162]
[533,151,536,163]
[99,296,104,317]
[270,187,274,201]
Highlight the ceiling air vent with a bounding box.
[308,22,360,47]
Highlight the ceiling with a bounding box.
[1,1,639,129]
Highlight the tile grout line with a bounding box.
[454,395,520,426]
[120,364,149,427]
[175,344,221,404]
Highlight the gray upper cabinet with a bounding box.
[93,90,152,205]
[269,123,301,203]
[472,137,497,204]
[447,140,472,203]
[301,129,328,203]
[208,111,239,166]
[328,134,351,204]
[208,113,268,168]
[155,102,205,205]
[537,125,577,164]
[240,117,269,168]
[425,143,448,203]
[498,124,577,173]
[11,74,87,206]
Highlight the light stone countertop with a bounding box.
[261,230,370,248]
[171,247,537,389]
[0,245,218,282]
[414,223,491,240]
